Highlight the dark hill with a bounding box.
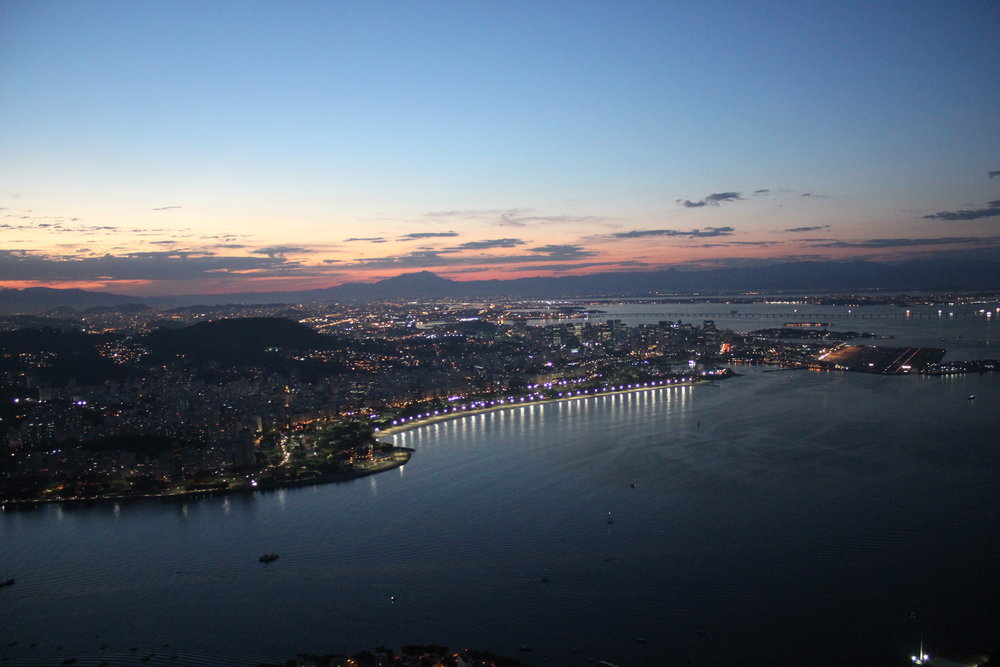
[141,317,335,364]
[0,327,126,385]
[0,287,146,313]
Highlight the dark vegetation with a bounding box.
[286,643,530,667]
[0,317,355,385]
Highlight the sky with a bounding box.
[1,0,998,296]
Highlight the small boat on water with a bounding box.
[0,578,14,588]
[606,512,614,524]
[911,637,930,664]
[259,553,279,563]
[967,395,975,401]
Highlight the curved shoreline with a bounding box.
[0,447,413,509]
[3,378,715,508]
[376,376,708,439]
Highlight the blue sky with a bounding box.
[1,1,998,295]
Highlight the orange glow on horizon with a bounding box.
[0,279,155,292]
[0,235,989,297]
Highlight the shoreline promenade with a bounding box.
[376,375,707,439]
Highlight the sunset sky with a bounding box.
[2,1,998,296]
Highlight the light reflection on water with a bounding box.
[1,371,998,667]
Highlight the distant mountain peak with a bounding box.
[375,271,453,286]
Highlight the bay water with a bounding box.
[1,309,999,666]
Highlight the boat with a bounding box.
[259,553,279,563]
[967,395,975,401]
[606,512,614,524]
[0,578,14,588]
[912,635,930,664]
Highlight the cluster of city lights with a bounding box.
[385,377,695,428]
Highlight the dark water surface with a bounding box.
[2,366,999,666]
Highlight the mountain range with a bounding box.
[3,258,1000,312]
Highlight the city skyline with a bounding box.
[2,1,998,296]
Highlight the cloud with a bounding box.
[497,214,606,227]
[679,254,830,269]
[784,225,831,233]
[422,208,606,228]
[341,244,598,270]
[447,238,525,250]
[344,251,464,269]
[527,244,597,260]
[344,237,387,243]
[493,260,648,272]
[683,241,780,249]
[807,236,1000,249]
[252,246,313,258]
[426,208,525,219]
[922,201,1000,221]
[676,192,743,208]
[610,227,735,239]
[753,189,771,195]
[398,231,460,240]
[1,217,122,234]
[0,249,319,282]
[201,233,251,241]
[152,205,182,211]
[436,266,494,274]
